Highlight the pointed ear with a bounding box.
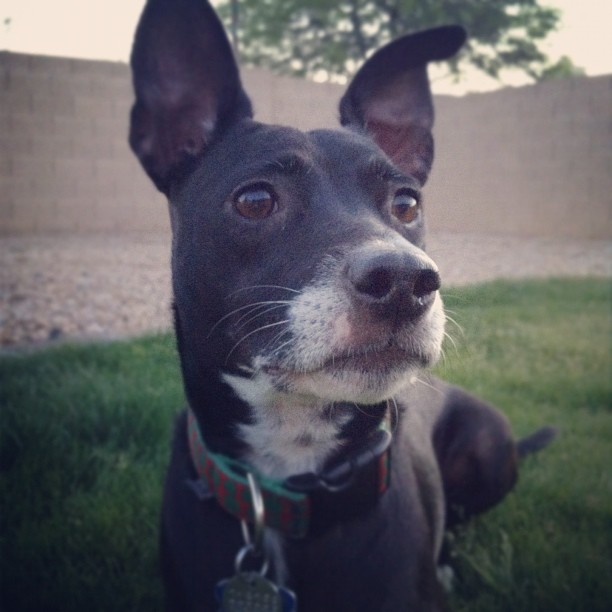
[129,0,252,193]
[339,26,466,185]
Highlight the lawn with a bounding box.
[1,278,610,611]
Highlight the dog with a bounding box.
[128,1,555,609]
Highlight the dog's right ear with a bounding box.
[129,0,252,193]
[339,26,465,186]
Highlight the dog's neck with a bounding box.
[220,371,389,480]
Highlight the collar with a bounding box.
[187,407,392,538]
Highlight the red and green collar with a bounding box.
[187,408,392,538]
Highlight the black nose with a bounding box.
[347,247,441,319]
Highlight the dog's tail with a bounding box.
[517,426,559,458]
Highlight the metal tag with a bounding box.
[217,572,283,612]
[215,572,297,612]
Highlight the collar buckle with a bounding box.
[284,428,392,493]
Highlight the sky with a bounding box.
[1,0,610,94]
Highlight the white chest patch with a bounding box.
[223,372,350,480]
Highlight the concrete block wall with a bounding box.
[0,52,167,234]
[428,76,612,238]
[1,51,610,239]
[243,67,343,131]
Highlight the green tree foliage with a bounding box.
[535,55,585,81]
[217,0,567,82]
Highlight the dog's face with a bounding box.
[129,0,464,409]
[168,121,444,406]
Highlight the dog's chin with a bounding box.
[261,345,438,405]
[271,366,415,405]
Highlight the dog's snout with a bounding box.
[347,247,440,318]
[413,267,442,297]
[351,259,397,301]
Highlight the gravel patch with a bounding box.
[427,233,611,287]
[1,232,610,349]
[1,234,173,348]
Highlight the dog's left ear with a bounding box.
[340,26,466,185]
[129,0,252,193]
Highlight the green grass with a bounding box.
[0,335,183,611]
[1,278,610,611]
[436,278,612,612]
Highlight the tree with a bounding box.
[216,0,566,83]
[535,55,585,81]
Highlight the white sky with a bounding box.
[0,0,610,94]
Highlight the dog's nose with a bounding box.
[346,246,441,319]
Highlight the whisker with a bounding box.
[207,300,291,338]
[271,336,294,353]
[225,320,290,364]
[351,402,372,418]
[439,292,464,301]
[228,285,302,298]
[263,328,294,356]
[413,376,444,396]
[443,330,458,353]
[234,303,290,333]
[387,397,400,433]
[444,313,464,336]
[351,401,389,420]
[438,346,448,366]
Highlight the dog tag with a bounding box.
[279,588,297,612]
[216,572,283,612]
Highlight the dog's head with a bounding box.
[129,0,464,409]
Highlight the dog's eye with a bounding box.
[234,185,278,219]
[391,191,420,224]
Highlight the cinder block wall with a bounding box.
[428,77,612,238]
[1,51,610,238]
[0,52,167,234]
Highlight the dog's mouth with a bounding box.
[263,339,422,378]
[235,277,445,403]
[325,341,423,372]
[255,339,424,404]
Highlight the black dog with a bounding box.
[129,1,554,609]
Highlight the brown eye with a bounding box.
[391,191,420,224]
[234,185,278,219]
